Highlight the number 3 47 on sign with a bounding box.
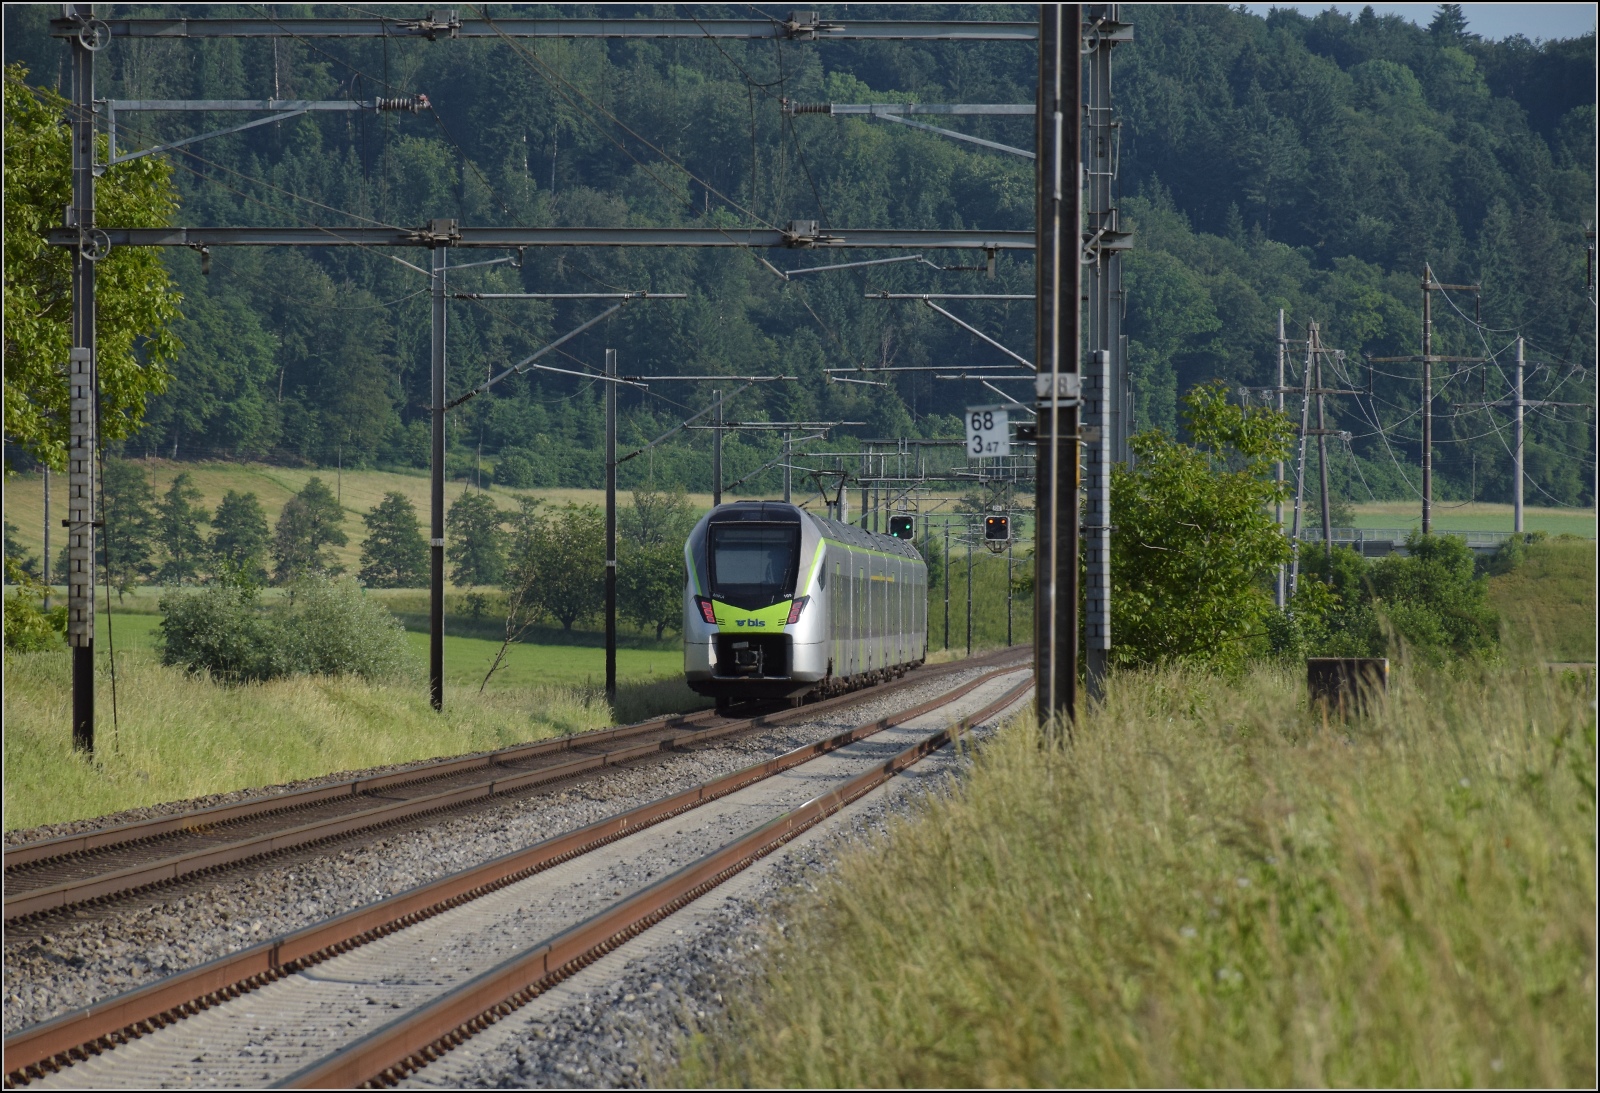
[965,406,1010,458]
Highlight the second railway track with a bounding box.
[5,647,1027,925]
[4,664,1033,1088]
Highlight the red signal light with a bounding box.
[695,596,718,625]
[786,596,810,625]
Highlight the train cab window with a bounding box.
[708,523,800,608]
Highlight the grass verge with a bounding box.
[678,664,1596,1088]
[1488,537,1597,664]
[2,647,699,832]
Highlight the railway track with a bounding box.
[4,663,1032,1088]
[4,646,1028,924]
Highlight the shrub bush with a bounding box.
[159,583,292,681]
[493,447,540,488]
[4,594,65,653]
[159,575,414,682]
[280,577,414,679]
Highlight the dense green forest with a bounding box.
[4,4,1594,506]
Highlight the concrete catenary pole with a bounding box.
[943,520,951,651]
[712,390,722,506]
[1034,3,1081,735]
[68,5,98,752]
[782,430,792,503]
[429,238,448,711]
[605,348,618,704]
[1288,331,1313,598]
[1006,532,1014,647]
[43,467,52,611]
[1275,308,1287,608]
[1514,336,1525,534]
[966,529,973,657]
[1421,264,1434,535]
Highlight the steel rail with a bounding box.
[286,675,1035,1089]
[4,648,1027,922]
[2,665,1029,1085]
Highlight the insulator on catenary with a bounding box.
[374,95,428,113]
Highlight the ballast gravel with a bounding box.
[396,702,1018,1090]
[3,664,1011,1036]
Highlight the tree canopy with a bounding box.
[3,62,184,472]
[0,8,1590,506]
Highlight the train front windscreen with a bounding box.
[708,523,800,608]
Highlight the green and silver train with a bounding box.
[683,501,928,705]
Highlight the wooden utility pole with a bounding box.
[1311,322,1334,565]
[1370,266,1481,536]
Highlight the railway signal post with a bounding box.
[1034,3,1082,737]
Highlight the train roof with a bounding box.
[703,501,922,559]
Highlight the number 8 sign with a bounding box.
[965,406,1010,458]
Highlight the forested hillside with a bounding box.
[4,4,1593,506]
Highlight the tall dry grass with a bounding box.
[679,663,1596,1088]
[2,648,692,831]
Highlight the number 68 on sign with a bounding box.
[965,406,1010,458]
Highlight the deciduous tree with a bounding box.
[3,63,183,471]
[359,491,427,588]
[619,488,696,641]
[155,471,210,584]
[271,477,347,582]
[503,500,603,632]
[446,491,505,587]
[101,458,158,598]
[210,490,270,584]
[1110,382,1294,671]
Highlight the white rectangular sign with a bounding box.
[965,406,1010,458]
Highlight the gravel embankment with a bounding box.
[3,666,1009,1035]
[397,704,1016,1090]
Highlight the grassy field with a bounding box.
[74,611,686,697]
[1487,537,1597,664]
[1349,500,1596,537]
[3,649,608,831]
[678,663,1597,1088]
[4,590,704,831]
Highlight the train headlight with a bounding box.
[786,596,810,625]
[695,596,718,625]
